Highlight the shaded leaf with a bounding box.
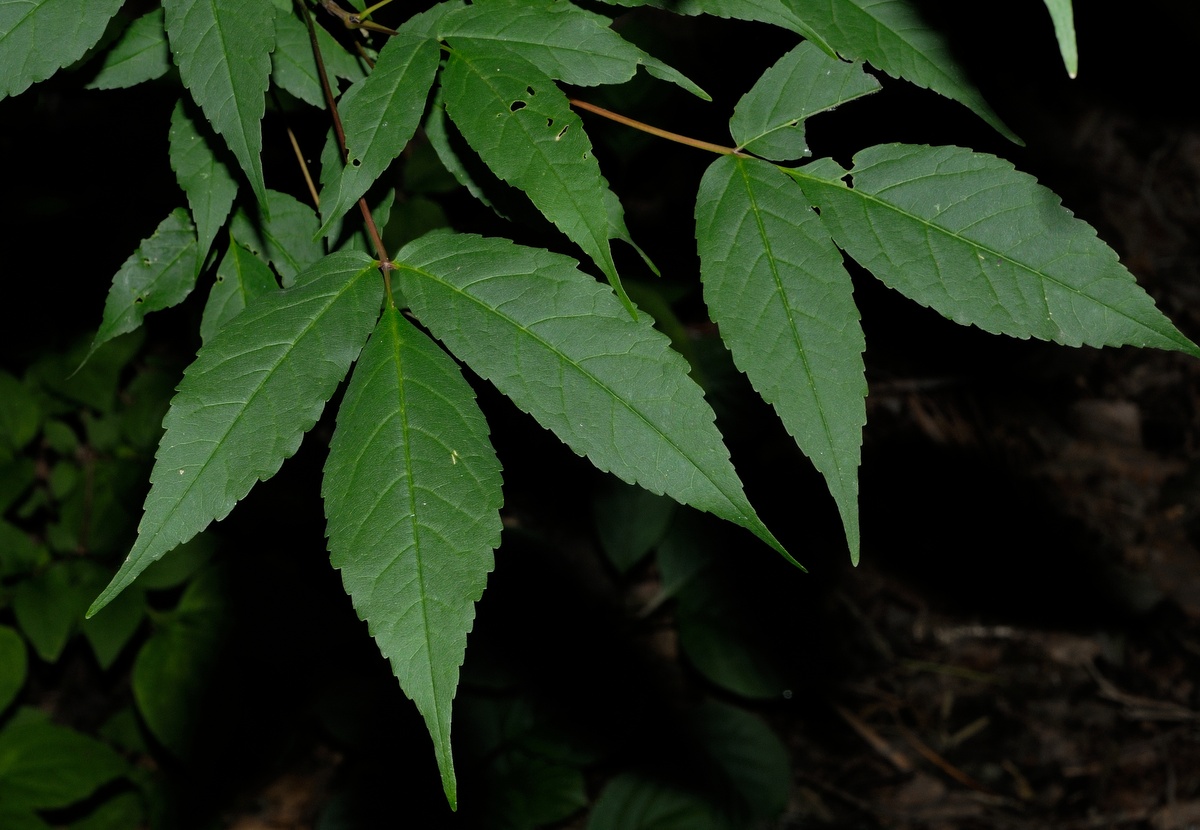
[588,774,727,830]
[791,144,1200,356]
[231,190,325,285]
[730,41,879,160]
[85,7,170,90]
[0,708,126,811]
[592,477,675,573]
[0,626,26,715]
[0,373,40,454]
[693,701,790,820]
[271,9,366,109]
[164,0,275,206]
[697,155,864,562]
[0,0,125,100]
[89,252,383,615]
[394,231,791,562]
[323,306,503,808]
[88,208,199,362]
[169,99,238,263]
[200,234,279,343]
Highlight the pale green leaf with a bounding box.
[231,190,325,286]
[85,8,170,90]
[1043,0,1077,78]
[88,208,200,361]
[394,231,792,563]
[785,0,1019,143]
[790,144,1200,356]
[697,155,864,563]
[442,42,631,309]
[200,234,279,343]
[323,306,503,808]
[0,709,126,811]
[438,0,708,99]
[271,10,366,109]
[730,41,879,160]
[317,31,440,236]
[164,0,275,207]
[0,0,124,100]
[88,252,383,615]
[169,99,238,263]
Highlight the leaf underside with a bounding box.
[324,306,503,809]
[89,252,384,616]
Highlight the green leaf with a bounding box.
[394,231,792,563]
[592,477,675,573]
[693,701,790,820]
[785,0,1019,143]
[163,0,275,207]
[791,144,1200,356]
[0,0,125,100]
[317,31,440,236]
[80,584,145,671]
[87,208,200,362]
[0,373,40,453]
[438,0,708,99]
[0,626,26,715]
[697,155,864,563]
[231,190,326,286]
[588,774,727,830]
[11,562,94,662]
[69,792,145,830]
[442,42,631,310]
[200,234,279,343]
[88,252,384,616]
[1043,0,1077,78]
[323,306,503,808]
[271,10,366,109]
[85,8,171,90]
[0,708,127,811]
[730,41,879,160]
[169,100,239,264]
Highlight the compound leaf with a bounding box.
[791,144,1200,356]
[88,252,383,616]
[442,42,631,310]
[164,0,275,207]
[324,306,502,808]
[0,0,125,100]
[697,155,865,562]
[169,99,238,263]
[394,231,792,564]
[88,208,200,362]
[200,234,279,343]
[85,7,170,90]
[730,41,879,161]
[438,0,708,98]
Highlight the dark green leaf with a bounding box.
[0,626,26,715]
[0,373,40,453]
[271,10,366,109]
[85,7,170,90]
[0,708,127,811]
[231,191,325,286]
[0,0,125,100]
[169,100,238,264]
[200,234,279,343]
[588,774,727,830]
[592,478,675,573]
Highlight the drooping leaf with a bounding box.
[323,306,503,808]
[231,190,325,285]
[1043,0,1077,78]
[88,252,384,615]
[729,41,879,160]
[0,709,127,812]
[791,145,1200,356]
[271,10,366,109]
[437,0,709,99]
[169,100,238,263]
[316,31,440,236]
[163,0,275,207]
[0,0,125,100]
[87,208,200,362]
[697,155,864,562]
[200,234,279,343]
[394,231,792,563]
[85,7,171,90]
[441,42,632,310]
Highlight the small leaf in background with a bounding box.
[69,792,145,830]
[0,708,127,812]
[697,155,865,563]
[592,477,675,573]
[730,41,879,160]
[792,144,1200,356]
[0,373,40,454]
[317,31,440,235]
[11,563,88,662]
[588,774,727,830]
[0,463,36,516]
[87,209,199,363]
[270,10,366,109]
[0,626,27,714]
[32,332,144,414]
[1042,0,1078,78]
[169,100,238,265]
[80,583,145,671]
[200,234,278,343]
[324,307,503,808]
[394,231,792,564]
[693,701,790,821]
[163,0,275,206]
[89,252,382,615]
[230,191,325,286]
[0,0,125,100]
[85,7,171,90]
